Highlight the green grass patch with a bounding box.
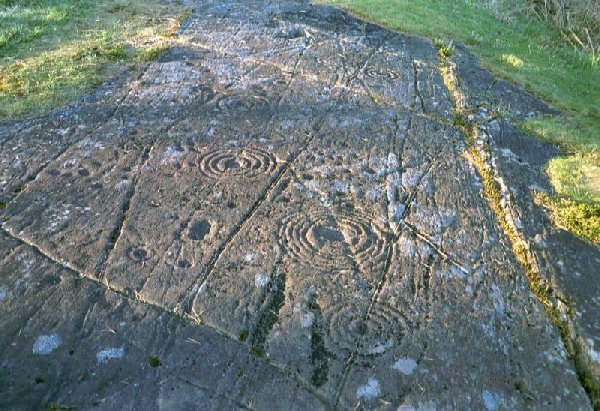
[318,0,600,242]
[547,153,600,204]
[535,192,600,244]
[0,0,188,121]
[521,115,599,151]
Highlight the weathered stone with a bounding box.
[0,231,324,410]
[483,120,600,398]
[0,0,597,409]
[453,46,558,119]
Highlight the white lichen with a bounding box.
[392,357,418,375]
[114,180,131,192]
[300,312,315,328]
[33,334,61,355]
[254,273,270,288]
[367,340,394,355]
[161,146,185,165]
[244,252,260,263]
[482,391,498,411]
[96,347,125,364]
[587,339,600,364]
[357,376,381,400]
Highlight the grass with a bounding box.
[0,0,187,121]
[318,0,600,244]
[535,192,600,243]
[527,0,600,60]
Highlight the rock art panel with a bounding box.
[1,0,598,408]
[101,116,308,308]
[0,230,325,409]
[2,123,147,276]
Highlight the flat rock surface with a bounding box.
[0,0,598,409]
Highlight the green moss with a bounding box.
[310,326,329,387]
[250,270,286,358]
[47,403,76,411]
[172,9,191,32]
[434,39,454,60]
[249,346,265,357]
[514,380,523,391]
[148,356,162,367]
[239,330,248,342]
[452,112,469,131]
[581,374,600,409]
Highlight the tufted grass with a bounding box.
[0,0,187,121]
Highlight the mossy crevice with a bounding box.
[437,48,600,408]
[250,268,286,357]
[319,0,600,247]
[308,298,331,387]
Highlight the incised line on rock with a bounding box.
[0,223,333,409]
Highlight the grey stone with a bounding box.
[0,0,597,409]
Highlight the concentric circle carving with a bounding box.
[198,148,277,178]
